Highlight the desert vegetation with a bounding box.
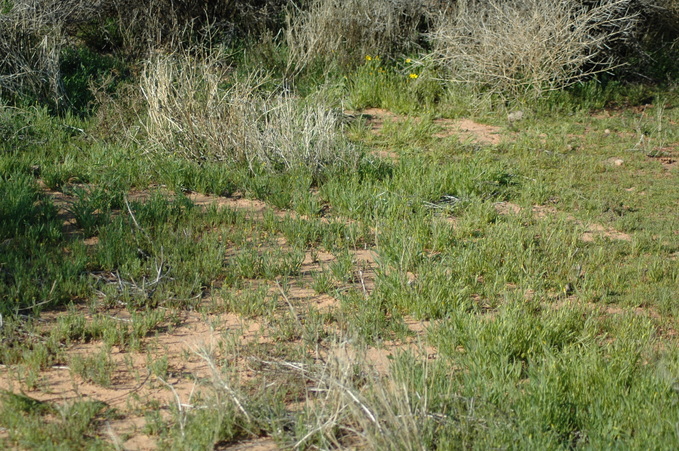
[1,0,678,449]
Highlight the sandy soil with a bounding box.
[353,108,507,147]
[493,201,632,242]
[1,185,424,449]
[5,105,667,448]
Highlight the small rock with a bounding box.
[604,129,611,134]
[605,157,625,167]
[507,110,524,123]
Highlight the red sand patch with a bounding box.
[218,438,279,450]
[0,310,260,449]
[353,108,506,146]
[433,118,504,145]
[580,222,631,242]
[188,192,271,218]
[494,201,522,215]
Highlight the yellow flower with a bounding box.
[365,55,372,61]
[409,73,419,79]
[405,58,412,63]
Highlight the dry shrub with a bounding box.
[140,48,358,174]
[197,341,448,449]
[274,344,446,450]
[429,0,641,99]
[0,1,68,106]
[0,0,119,107]
[636,0,679,67]
[100,0,291,57]
[286,0,434,72]
[0,0,291,106]
[640,0,679,39]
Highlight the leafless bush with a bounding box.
[0,1,68,106]
[640,0,679,37]
[286,0,434,72]
[0,0,116,106]
[0,0,290,107]
[9,0,106,26]
[635,0,679,63]
[106,0,291,57]
[140,48,358,174]
[429,0,641,99]
[254,344,448,450]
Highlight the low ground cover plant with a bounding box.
[0,0,677,448]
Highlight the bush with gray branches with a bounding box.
[429,0,641,99]
[140,48,359,175]
[286,0,435,72]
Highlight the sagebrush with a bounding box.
[140,48,358,175]
[429,0,640,99]
[286,0,433,72]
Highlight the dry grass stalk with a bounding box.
[285,0,432,72]
[429,0,640,99]
[140,48,358,174]
[0,1,67,105]
[259,342,446,450]
[0,1,120,105]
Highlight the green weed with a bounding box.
[68,345,115,387]
[0,393,111,449]
[0,6,677,448]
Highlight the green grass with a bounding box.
[0,392,113,449]
[1,31,678,449]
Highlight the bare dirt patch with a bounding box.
[352,108,506,146]
[188,192,271,219]
[358,107,401,133]
[579,222,631,242]
[219,438,279,450]
[372,149,400,160]
[493,202,631,242]
[40,184,280,236]
[648,147,679,169]
[494,201,522,215]
[433,118,505,145]
[0,308,260,449]
[328,333,436,377]
[531,204,559,218]
[38,182,80,237]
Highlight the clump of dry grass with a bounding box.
[198,341,448,449]
[0,0,122,107]
[285,0,433,72]
[0,0,288,108]
[429,0,640,99]
[636,0,679,68]
[255,343,447,450]
[0,1,67,106]
[140,47,358,175]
